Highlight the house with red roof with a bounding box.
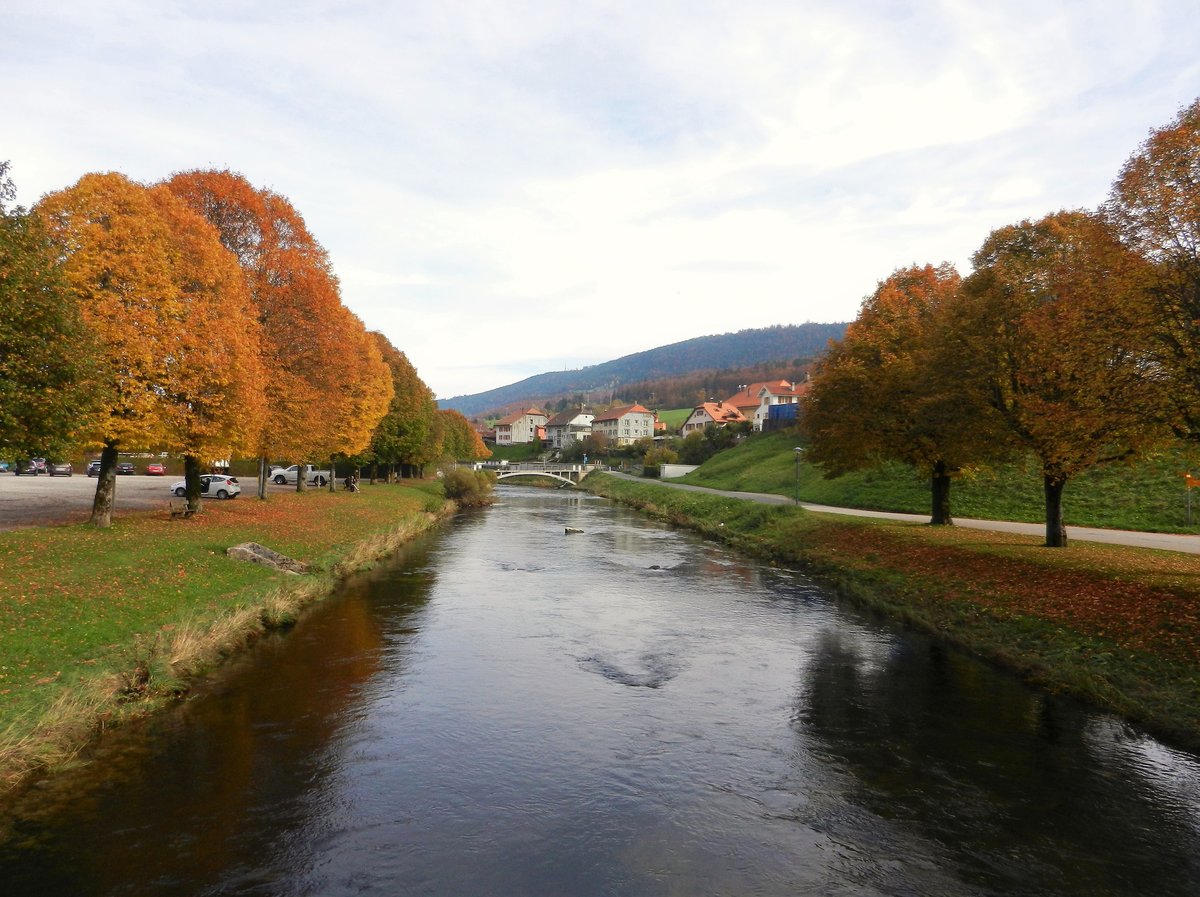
[724,379,809,431]
[592,403,656,445]
[494,408,548,445]
[681,401,747,435]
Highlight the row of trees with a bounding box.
[803,99,1200,547]
[0,165,487,525]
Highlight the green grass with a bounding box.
[0,481,448,787]
[487,442,545,462]
[655,408,692,430]
[676,430,1200,533]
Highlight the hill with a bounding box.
[439,322,847,417]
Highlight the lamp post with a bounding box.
[793,447,804,505]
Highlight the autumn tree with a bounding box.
[367,332,439,480]
[438,409,491,462]
[149,189,267,510]
[312,309,393,490]
[804,264,1009,524]
[36,173,268,522]
[164,170,355,497]
[1105,98,1200,436]
[0,162,98,459]
[958,211,1172,546]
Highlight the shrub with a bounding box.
[441,468,496,507]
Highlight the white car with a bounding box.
[269,464,331,487]
[170,474,241,499]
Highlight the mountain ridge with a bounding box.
[439,322,847,417]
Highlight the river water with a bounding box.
[2,487,1199,896]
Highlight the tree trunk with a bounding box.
[369,462,377,485]
[184,455,203,513]
[1044,474,1068,547]
[296,460,307,493]
[328,454,336,492]
[257,455,268,500]
[930,460,953,526]
[89,442,119,528]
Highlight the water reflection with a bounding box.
[797,627,1200,895]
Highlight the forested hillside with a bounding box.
[440,322,846,417]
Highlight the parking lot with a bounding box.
[0,472,292,531]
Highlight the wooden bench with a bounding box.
[169,501,197,519]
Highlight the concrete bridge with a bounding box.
[467,461,597,486]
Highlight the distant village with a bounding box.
[476,378,810,449]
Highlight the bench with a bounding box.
[169,501,197,519]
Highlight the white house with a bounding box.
[494,408,548,445]
[544,408,593,449]
[725,379,808,431]
[592,403,656,445]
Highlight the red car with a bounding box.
[145,463,167,476]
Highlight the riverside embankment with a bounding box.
[583,472,1200,751]
[0,480,452,790]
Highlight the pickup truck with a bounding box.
[269,464,332,487]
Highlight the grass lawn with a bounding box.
[0,481,447,787]
[677,430,1200,534]
[655,408,692,431]
[584,472,1200,750]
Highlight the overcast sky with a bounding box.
[5,2,1198,399]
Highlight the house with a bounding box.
[592,403,656,445]
[724,379,809,431]
[681,401,746,434]
[545,408,594,449]
[494,408,548,445]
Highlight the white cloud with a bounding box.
[4,0,1199,398]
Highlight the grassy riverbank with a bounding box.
[0,481,450,790]
[584,473,1200,750]
[678,430,1200,533]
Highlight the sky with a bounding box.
[5,1,1199,400]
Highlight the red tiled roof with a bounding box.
[689,401,746,425]
[593,403,652,422]
[725,380,799,409]
[496,408,547,426]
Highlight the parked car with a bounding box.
[0,461,9,473]
[269,464,331,487]
[116,461,135,475]
[170,474,241,499]
[46,461,73,476]
[145,463,167,476]
[87,460,102,477]
[13,458,46,476]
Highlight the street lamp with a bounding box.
[793,447,805,505]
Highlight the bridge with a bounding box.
[466,461,597,486]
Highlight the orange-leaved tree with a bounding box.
[311,305,393,490]
[804,263,1010,524]
[149,188,267,509]
[958,211,1172,547]
[1105,98,1200,438]
[164,170,351,496]
[36,172,260,526]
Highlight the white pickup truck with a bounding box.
[269,464,332,487]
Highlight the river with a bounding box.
[2,487,1199,896]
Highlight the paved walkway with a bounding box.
[605,472,1200,555]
